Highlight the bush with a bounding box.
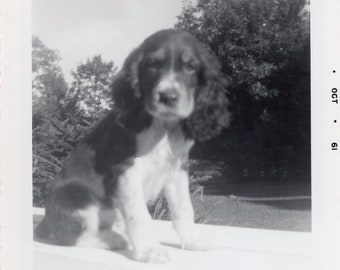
[33,116,95,206]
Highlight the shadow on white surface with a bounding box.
[33,208,313,270]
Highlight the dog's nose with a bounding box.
[158,91,178,106]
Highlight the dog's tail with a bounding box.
[34,217,50,239]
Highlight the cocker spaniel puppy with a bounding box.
[35,29,230,263]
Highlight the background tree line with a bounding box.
[33,0,310,206]
[176,0,310,182]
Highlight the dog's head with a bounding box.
[112,29,230,141]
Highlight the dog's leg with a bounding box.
[164,170,212,250]
[117,172,169,263]
[75,206,128,250]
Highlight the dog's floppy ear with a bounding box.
[111,47,152,130]
[111,48,143,109]
[182,45,231,142]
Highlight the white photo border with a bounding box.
[1,0,340,269]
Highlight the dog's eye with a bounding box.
[147,59,163,70]
[183,62,196,74]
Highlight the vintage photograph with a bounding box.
[31,0,312,268]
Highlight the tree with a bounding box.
[66,55,117,120]
[176,0,310,181]
[32,36,70,205]
[32,36,68,126]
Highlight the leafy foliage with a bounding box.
[176,0,310,181]
[32,37,70,205]
[66,55,116,119]
[33,117,95,206]
[32,36,68,127]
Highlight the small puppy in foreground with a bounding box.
[35,29,230,263]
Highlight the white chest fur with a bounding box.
[137,135,177,201]
[125,121,194,202]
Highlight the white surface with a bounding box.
[33,208,313,270]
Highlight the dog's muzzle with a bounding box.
[157,90,179,107]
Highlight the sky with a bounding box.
[32,0,187,82]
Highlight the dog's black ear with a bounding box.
[182,45,231,142]
[111,48,143,109]
[111,47,152,131]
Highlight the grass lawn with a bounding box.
[192,181,311,232]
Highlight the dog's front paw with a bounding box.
[98,230,129,250]
[133,246,169,263]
